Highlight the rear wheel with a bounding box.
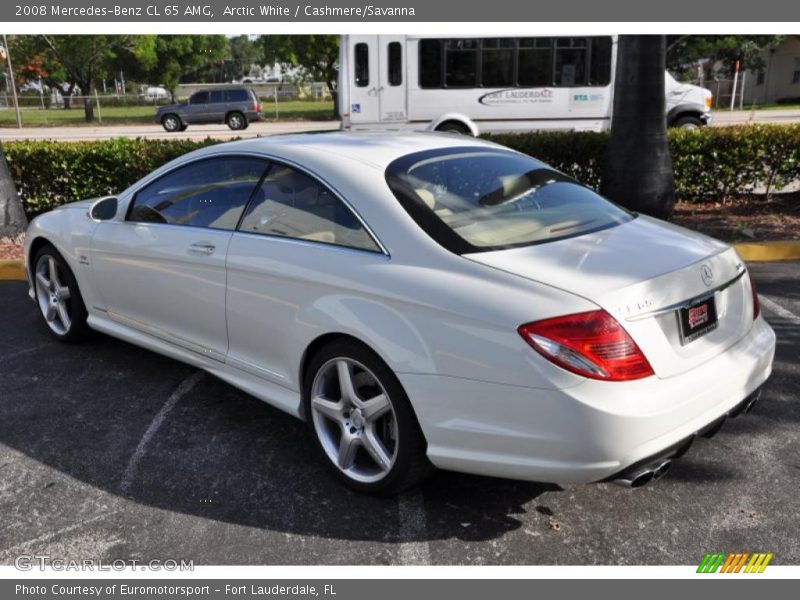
[161,114,182,132]
[226,112,247,130]
[33,244,90,342]
[436,121,471,135]
[304,340,433,495]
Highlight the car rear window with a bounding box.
[225,89,250,102]
[385,147,633,254]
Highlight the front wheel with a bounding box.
[304,340,433,495]
[33,244,90,342]
[673,115,704,130]
[161,114,182,132]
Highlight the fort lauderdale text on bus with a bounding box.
[222,5,416,17]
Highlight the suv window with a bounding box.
[189,91,208,104]
[239,163,380,252]
[225,88,250,102]
[209,90,224,103]
[128,157,268,230]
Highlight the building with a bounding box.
[741,35,800,105]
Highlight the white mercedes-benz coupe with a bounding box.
[24,132,775,494]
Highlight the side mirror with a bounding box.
[89,196,118,221]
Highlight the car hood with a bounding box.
[156,103,182,112]
[464,214,738,320]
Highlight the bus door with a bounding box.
[347,35,380,124]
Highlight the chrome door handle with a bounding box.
[188,242,216,255]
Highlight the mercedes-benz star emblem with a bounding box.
[700,264,714,287]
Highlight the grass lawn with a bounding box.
[738,103,800,111]
[0,100,335,127]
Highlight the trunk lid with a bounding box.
[466,215,753,378]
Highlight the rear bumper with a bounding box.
[400,315,775,484]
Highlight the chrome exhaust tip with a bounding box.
[652,460,672,480]
[613,469,655,488]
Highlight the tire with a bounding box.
[32,244,91,343]
[436,121,471,135]
[673,115,704,130]
[226,112,247,131]
[303,339,433,495]
[161,114,182,132]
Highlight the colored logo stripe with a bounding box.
[697,552,773,573]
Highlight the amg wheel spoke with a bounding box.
[337,434,359,470]
[311,395,344,423]
[362,394,391,422]
[45,303,58,322]
[363,429,392,472]
[56,303,71,330]
[56,286,71,301]
[336,359,360,406]
[36,272,50,291]
[48,257,58,287]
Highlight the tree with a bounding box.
[146,35,229,100]
[261,35,339,116]
[0,143,27,238]
[229,35,260,81]
[666,35,785,79]
[15,35,136,121]
[600,36,675,220]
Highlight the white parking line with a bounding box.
[0,510,119,559]
[397,491,432,565]
[119,372,204,493]
[760,295,800,325]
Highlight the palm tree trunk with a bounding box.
[0,143,27,237]
[600,35,675,220]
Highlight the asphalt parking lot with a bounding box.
[0,262,798,566]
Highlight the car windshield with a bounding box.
[385,148,633,253]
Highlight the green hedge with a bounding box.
[5,124,800,216]
[484,124,800,201]
[5,137,220,215]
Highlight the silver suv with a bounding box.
[156,87,263,132]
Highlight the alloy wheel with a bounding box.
[34,254,72,336]
[310,357,399,483]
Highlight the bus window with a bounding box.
[589,37,613,85]
[419,39,442,88]
[518,38,552,87]
[554,37,588,86]
[481,39,514,87]
[388,42,402,86]
[355,43,369,87]
[444,39,478,87]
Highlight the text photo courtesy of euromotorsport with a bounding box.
[26,4,418,18]
[16,584,333,597]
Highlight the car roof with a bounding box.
[204,131,516,170]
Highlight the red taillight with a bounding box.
[518,310,654,381]
[253,102,260,112]
[747,269,760,320]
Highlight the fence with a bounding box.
[0,85,333,126]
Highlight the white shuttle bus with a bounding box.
[338,35,712,135]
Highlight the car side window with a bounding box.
[238,164,381,253]
[128,157,268,231]
[225,89,249,102]
[209,90,224,103]
[190,91,208,104]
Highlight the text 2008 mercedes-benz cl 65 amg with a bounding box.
[24,132,775,494]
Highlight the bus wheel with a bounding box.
[436,121,471,135]
[673,115,704,130]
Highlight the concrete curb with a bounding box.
[0,259,26,281]
[733,240,800,262]
[1,240,799,282]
